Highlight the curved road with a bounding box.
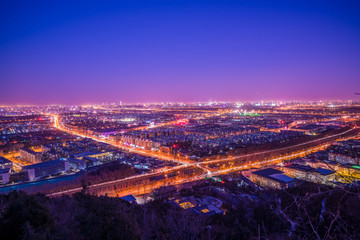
[48,115,359,197]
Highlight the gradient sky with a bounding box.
[1,0,360,105]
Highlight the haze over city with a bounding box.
[1,0,360,105]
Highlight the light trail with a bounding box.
[53,114,192,165]
[47,114,359,197]
[47,164,195,197]
[203,127,357,165]
[54,113,358,170]
[54,113,357,166]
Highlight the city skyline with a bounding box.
[1,0,360,105]
[1,2,360,239]
[0,99,359,107]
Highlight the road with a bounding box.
[53,115,192,165]
[203,127,357,165]
[46,114,359,197]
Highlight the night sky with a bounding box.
[1,0,360,105]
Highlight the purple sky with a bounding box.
[1,0,360,105]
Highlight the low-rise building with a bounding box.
[171,196,223,216]
[0,156,13,170]
[120,195,137,204]
[251,168,295,189]
[41,144,52,153]
[0,168,11,184]
[328,152,360,165]
[9,169,34,182]
[313,168,336,183]
[83,157,101,167]
[283,164,335,184]
[22,159,69,180]
[66,158,86,170]
[336,164,360,179]
[20,148,42,163]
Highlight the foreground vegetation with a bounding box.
[0,183,359,240]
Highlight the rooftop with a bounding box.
[314,168,335,175]
[120,195,136,203]
[270,173,295,183]
[253,168,283,177]
[285,164,313,172]
[0,156,12,164]
[23,159,65,170]
[20,148,40,155]
[253,168,294,184]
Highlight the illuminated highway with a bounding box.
[202,127,357,165]
[53,113,359,167]
[47,114,360,197]
[47,138,351,198]
[53,115,192,165]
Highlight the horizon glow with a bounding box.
[1,0,360,105]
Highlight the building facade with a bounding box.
[20,148,42,163]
